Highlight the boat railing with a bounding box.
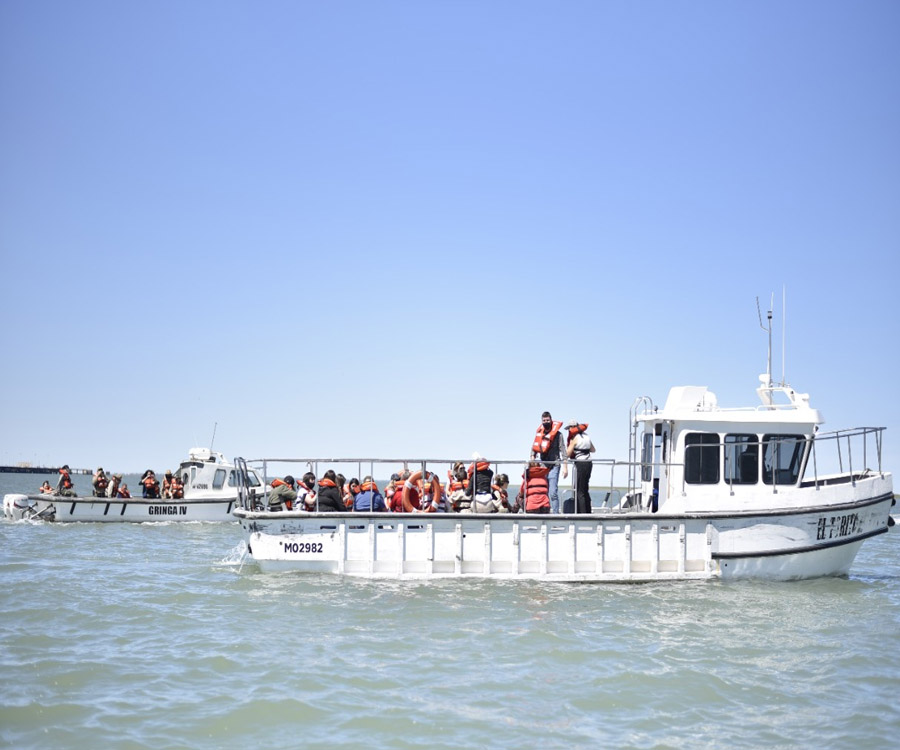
[232,456,667,513]
[233,457,265,511]
[628,397,655,498]
[805,426,886,490]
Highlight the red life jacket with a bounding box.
[59,468,73,489]
[466,461,491,476]
[390,487,417,512]
[567,423,589,441]
[533,422,562,455]
[524,465,551,512]
[142,476,160,497]
[446,469,468,493]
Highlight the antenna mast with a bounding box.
[756,295,773,387]
[781,286,786,386]
[209,422,218,451]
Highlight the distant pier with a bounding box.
[0,465,91,475]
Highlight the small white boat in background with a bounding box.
[3,448,264,522]
[232,371,894,581]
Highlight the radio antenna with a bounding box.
[209,422,218,451]
[781,286,786,386]
[756,295,773,387]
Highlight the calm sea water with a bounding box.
[2,473,899,749]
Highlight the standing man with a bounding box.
[532,411,568,513]
[56,465,76,497]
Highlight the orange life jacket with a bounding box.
[171,481,184,499]
[533,421,562,455]
[360,481,379,493]
[59,469,72,489]
[567,423,589,440]
[524,465,551,511]
[318,478,337,489]
[271,478,289,488]
[466,461,491,476]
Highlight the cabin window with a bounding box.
[228,470,261,488]
[724,434,758,485]
[762,434,805,486]
[684,433,720,484]
[213,468,226,490]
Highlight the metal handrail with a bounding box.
[234,456,674,512]
[234,424,887,513]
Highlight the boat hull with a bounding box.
[4,494,238,522]
[234,491,894,582]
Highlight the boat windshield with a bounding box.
[229,469,261,488]
[762,434,806,486]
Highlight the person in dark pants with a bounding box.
[531,411,568,513]
[566,420,595,513]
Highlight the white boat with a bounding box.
[3,448,264,522]
[232,373,895,581]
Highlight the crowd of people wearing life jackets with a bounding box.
[135,469,185,499]
[47,465,185,500]
[266,412,596,514]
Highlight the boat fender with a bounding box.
[889,515,896,528]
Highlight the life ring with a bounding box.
[402,471,442,513]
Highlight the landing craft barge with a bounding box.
[3,448,264,522]
[232,377,894,581]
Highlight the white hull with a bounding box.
[4,493,238,522]
[235,489,893,582]
[231,365,895,582]
[3,447,265,523]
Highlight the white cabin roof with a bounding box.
[639,382,823,429]
[186,447,226,463]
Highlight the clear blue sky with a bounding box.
[1,1,898,475]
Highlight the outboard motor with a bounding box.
[3,494,55,521]
[4,494,33,520]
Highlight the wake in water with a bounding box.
[217,540,250,572]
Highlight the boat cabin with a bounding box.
[635,379,823,514]
[177,447,263,497]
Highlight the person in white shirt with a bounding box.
[565,420,596,513]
